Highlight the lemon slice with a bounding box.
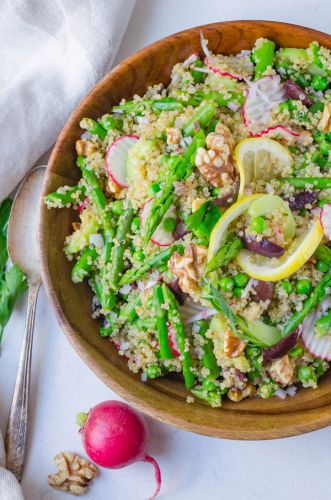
[237,218,324,282]
[208,194,262,261]
[235,137,293,198]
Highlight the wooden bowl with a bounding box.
[39,21,331,440]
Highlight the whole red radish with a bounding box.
[77,400,161,498]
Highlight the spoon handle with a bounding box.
[5,281,41,481]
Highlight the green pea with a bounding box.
[162,217,177,232]
[317,260,330,273]
[202,378,217,391]
[295,279,312,295]
[320,140,331,156]
[219,276,234,292]
[313,131,326,143]
[146,364,162,379]
[149,182,161,195]
[233,287,243,298]
[131,216,141,231]
[212,187,220,197]
[280,280,293,294]
[297,365,315,382]
[133,248,145,262]
[288,146,297,154]
[234,273,249,288]
[250,215,267,234]
[111,200,124,215]
[312,75,329,91]
[289,345,303,358]
[246,346,261,359]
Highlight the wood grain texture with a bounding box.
[39,21,331,440]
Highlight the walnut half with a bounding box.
[168,244,207,295]
[195,123,235,188]
[227,383,256,402]
[48,452,98,496]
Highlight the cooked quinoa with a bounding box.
[45,36,331,407]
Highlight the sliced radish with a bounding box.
[76,196,90,213]
[242,75,287,130]
[204,59,242,81]
[168,322,181,357]
[140,198,176,247]
[105,134,139,188]
[200,31,211,59]
[320,204,331,240]
[250,125,300,141]
[302,311,331,360]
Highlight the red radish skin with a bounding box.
[204,58,242,80]
[301,312,331,361]
[80,400,161,498]
[250,125,300,141]
[106,135,139,188]
[168,322,181,357]
[76,196,90,213]
[320,204,331,240]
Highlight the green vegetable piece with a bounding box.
[257,382,277,399]
[152,98,183,112]
[119,245,181,285]
[280,178,331,189]
[197,319,220,380]
[219,276,234,292]
[310,102,325,114]
[252,39,275,79]
[320,140,331,156]
[44,185,86,208]
[100,114,116,130]
[0,264,28,343]
[0,198,12,278]
[317,260,330,273]
[149,182,161,195]
[146,364,162,378]
[282,273,331,337]
[76,412,88,426]
[118,293,140,324]
[310,42,323,69]
[80,118,107,140]
[154,285,174,360]
[276,47,309,65]
[312,75,328,90]
[162,217,177,232]
[295,279,312,295]
[111,200,124,215]
[315,245,331,264]
[71,248,97,283]
[233,287,243,298]
[246,346,261,359]
[234,273,249,288]
[191,387,222,407]
[191,59,205,83]
[297,365,316,383]
[237,317,282,348]
[315,311,331,337]
[250,215,267,234]
[182,101,216,137]
[205,238,243,274]
[81,166,107,212]
[131,216,141,232]
[289,345,303,358]
[109,207,134,287]
[281,280,293,294]
[162,284,196,389]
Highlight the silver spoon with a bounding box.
[5,165,45,481]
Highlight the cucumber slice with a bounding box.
[237,318,282,347]
[247,194,295,239]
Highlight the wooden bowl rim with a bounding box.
[39,20,331,440]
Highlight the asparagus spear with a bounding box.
[162,284,196,389]
[44,185,86,208]
[80,118,107,140]
[71,248,98,283]
[182,101,216,137]
[315,244,331,264]
[197,319,219,379]
[81,166,107,212]
[118,294,141,324]
[280,177,331,189]
[119,245,181,285]
[281,274,331,337]
[154,285,174,360]
[252,39,275,79]
[205,238,243,274]
[109,206,134,287]
[102,211,115,263]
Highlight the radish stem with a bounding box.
[144,455,162,499]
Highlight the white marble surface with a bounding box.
[3,1,331,499]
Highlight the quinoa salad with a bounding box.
[45,35,331,407]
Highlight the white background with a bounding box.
[2,1,331,499]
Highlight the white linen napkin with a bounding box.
[0,0,136,202]
[0,0,136,497]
